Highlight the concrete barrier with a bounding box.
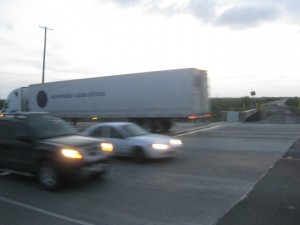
[221,109,258,122]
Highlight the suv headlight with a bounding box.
[61,149,83,159]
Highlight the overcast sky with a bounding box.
[1,0,300,98]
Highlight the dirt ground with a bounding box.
[259,100,300,124]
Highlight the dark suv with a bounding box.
[0,112,113,191]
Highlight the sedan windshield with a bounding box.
[122,124,149,137]
[30,119,77,139]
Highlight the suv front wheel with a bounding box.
[38,161,61,191]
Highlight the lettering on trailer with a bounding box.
[36,90,106,108]
[51,92,105,99]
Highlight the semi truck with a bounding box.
[1,68,210,132]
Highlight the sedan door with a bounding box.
[89,126,130,156]
[106,127,132,156]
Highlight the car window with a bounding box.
[92,126,110,138]
[110,127,123,139]
[122,124,148,137]
[101,126,110,138]
[90,127,104,137]
[11,122,30,140]
[30,119,77,139]
[3,100,9,110]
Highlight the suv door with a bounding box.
[8,121,34,171]
[0,120,11,167]
[107,127,131,156]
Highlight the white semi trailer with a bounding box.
[1,68,210,132]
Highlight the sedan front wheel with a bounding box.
[132,147,147,163]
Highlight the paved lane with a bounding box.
[0,123,299,225]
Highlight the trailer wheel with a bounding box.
[160,119,172,132]
[141,119,157,133]
[135,119,171,133]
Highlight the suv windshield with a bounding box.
[30,118,77,139]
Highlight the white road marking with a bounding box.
[175,125,222,137]
[0,196,94,225]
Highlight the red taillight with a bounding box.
[188,115,199,120]
[188,114,212,120]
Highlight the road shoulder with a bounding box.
[216,138,300,225]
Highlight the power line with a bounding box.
[212,76,259,80]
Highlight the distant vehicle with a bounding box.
[1,68,210,132]
[0,112,113,191]
[80,122,182,162]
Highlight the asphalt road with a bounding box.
[216,134,300,225]
[0,122,300,225]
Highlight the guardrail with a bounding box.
[221,109,258,122]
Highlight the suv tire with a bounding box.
[38,161,61,191]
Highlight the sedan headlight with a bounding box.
[152,143,170,150]
[61,149,83,159]
[170,139,182,145]
[101,143,114,152]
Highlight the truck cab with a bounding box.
[1,88,27,114]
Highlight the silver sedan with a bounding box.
[80,122,182,162]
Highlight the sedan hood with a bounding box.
[130,134,171,143]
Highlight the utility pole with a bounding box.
[39,26,53,84]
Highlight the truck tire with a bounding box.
[133,118,171,133]
[160,119,172,132]
[141,119,156,133]
[38,161,61,191]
